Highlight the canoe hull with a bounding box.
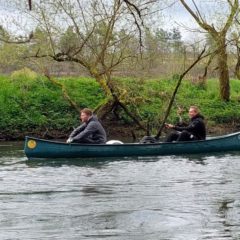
[24,132,240,160]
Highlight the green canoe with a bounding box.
[24,132,240,160]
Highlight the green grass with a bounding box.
[60,77,105,109]
[108,77,240,130]
[0,74,240,136]
[0,74,108,134]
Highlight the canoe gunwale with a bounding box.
[24,132,240,159]
[25,131,240,146]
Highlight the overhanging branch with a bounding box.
[155,47,209,139]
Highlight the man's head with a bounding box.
[188,106,199,118]
[80,108,93,122]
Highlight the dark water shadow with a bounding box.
[25,151,240,168]
[216,199,239,238]
[179,151,240,165]
[25,154,169,168]
[25,156,136,168]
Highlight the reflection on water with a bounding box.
[0,142,240,239]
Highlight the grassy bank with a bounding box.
[0,71,240,140]
[0,73,105,140]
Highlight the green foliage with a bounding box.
[0,43,26,69]
[0,75,109,135]
[169,79,240,125]
[0,25,10,40]
[109,77,240,133]
[1,75,240,137]
[171,73,181,81]
[11,67,38,89]
[60,77,105,109]
[59,27,79,54]
[11,67,37,80]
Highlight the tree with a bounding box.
[179,0,239,101]
[143,28,159,70]
[169,27,183,53]
[229,17,240,80]
[16,0,160,131]
[0,25,30,72]
[232,32,240,79]
[155,28,171,55]
[0,25,10,42]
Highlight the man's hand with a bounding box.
[66,137,73,143]
[165,123,174,129]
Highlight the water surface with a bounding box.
[0,143,240,240]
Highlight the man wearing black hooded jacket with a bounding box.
[165,106,206,142]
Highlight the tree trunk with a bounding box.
[217,39,230,101]
[93,73,147,132]
[234,44,240,80]
[235,60,240,80]
[179,0,238,102]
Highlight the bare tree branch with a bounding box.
[123,0,142,19]
[155,47,209,139]
[180,0,239,101]
[28,0,32,10]
[0,33,33,44]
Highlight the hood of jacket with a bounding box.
[87,115,98,124]
[191,113,204,121]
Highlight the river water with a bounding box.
[0,142,240,240]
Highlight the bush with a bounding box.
[11,67,38,85]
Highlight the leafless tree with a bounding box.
[179,0,239,101]
[20,0,160,131]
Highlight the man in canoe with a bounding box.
[165,105,206,142]
[66,108,107,144]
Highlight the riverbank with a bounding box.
[1,72,240,141]
[1,120,239,142]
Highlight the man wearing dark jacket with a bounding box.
[165,106,206,142]
[66,108,107,144]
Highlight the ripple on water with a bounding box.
[0,145,240,239]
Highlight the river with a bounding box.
[0,142,240,240]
